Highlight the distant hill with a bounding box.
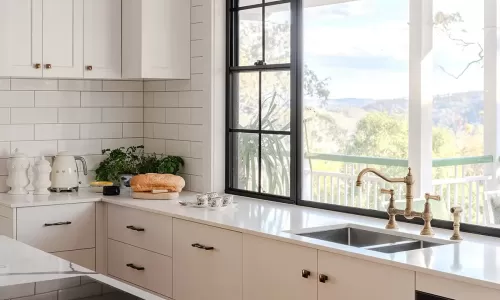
[311,91,484,129]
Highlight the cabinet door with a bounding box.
[42,0,83,78]
[318,251,415,300]
[83,0,121,79]
[243,234,317,300]
[173,219,242,300]
[142,0,190,79]
[0,0,42,77]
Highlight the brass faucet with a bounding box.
[356,167,415,218]
[357,167,441,236]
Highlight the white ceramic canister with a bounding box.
[6,149,30,195]
[33,156,52,195]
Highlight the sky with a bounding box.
[302,0,486,99]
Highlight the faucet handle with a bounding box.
[425,193,440,202]
[380,188,394,196]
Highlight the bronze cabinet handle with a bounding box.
[191,243,214,251]
[86,65,93,71]
[126,225,145,232]
[34,63,41,69]
[319,274,328,283]
[44,221,71,227]
[45,64,52,69]
[301,270,311,278]
[126,263,145,271]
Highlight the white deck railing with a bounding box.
[305,154,494,225]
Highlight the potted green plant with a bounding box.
[95,145,184,187]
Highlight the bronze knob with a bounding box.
[45,64,52,69]
[34,63,41,69]
[86,65,93,71]
[319,274,328,283]
[301,269,311,278]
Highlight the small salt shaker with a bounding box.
[33,156,51,195]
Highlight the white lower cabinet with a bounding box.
[242,234,318,300]
[173,219,243,300]
[417,273,500,300]
[318,250,415,300]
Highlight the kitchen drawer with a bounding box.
[16,203,96,253]
[52,248,96,271]
[108,239,173,298]
[108,204,172,256]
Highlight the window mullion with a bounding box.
[258,71,262,193]
[408,0,433,197]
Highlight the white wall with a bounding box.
[0,78,144,191]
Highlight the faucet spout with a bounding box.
[355,168,406,187]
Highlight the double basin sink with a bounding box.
[291,225,453,254]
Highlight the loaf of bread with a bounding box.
[130,173,185,192]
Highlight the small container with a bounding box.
[196,194,208,206]
[103,186,120,196]
[208,196,223,208]
[206,192,219,200]
[222,195,234,206]
[7,149,30,195]
[33,156,52,195]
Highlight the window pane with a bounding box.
[265,4,290,64]
[234,132,259,192]
[239,8,262,66]
[239,0,261,7]
[261,71,290,131]
[233,72,259,129]
[261,134,290,196]
[432,0,486,225]
[301,0,409,206]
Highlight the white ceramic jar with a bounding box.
[33,156,52,195]
[6,149,30,195]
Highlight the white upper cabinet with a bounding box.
[42,0,84,78]
[122,0,191,79]
[83,0,122,79]
[0,0,43,77]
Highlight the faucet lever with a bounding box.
[381,188,398,230]
[425,193,440,202]
[420,193,441,236]
[380,188,394,196]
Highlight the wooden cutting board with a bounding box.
[132,192,179,200]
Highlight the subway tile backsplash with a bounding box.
[0,79,144,192]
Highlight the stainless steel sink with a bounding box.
[295,226,452,254]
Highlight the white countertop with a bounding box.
[2,190,500,292]
[0,236,163,299]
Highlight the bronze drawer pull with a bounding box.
[44,221,71,227]
[302,270,311,278]
[191,243,214,251]
[126,225,145,232]
[126,263,145,271]
[319,274,328,283]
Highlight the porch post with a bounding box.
[409,0,433,198]
[484,0,500,192]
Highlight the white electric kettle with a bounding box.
[50,152,88,192]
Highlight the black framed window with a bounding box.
[226,0,500,238]
[226,0,297,202]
